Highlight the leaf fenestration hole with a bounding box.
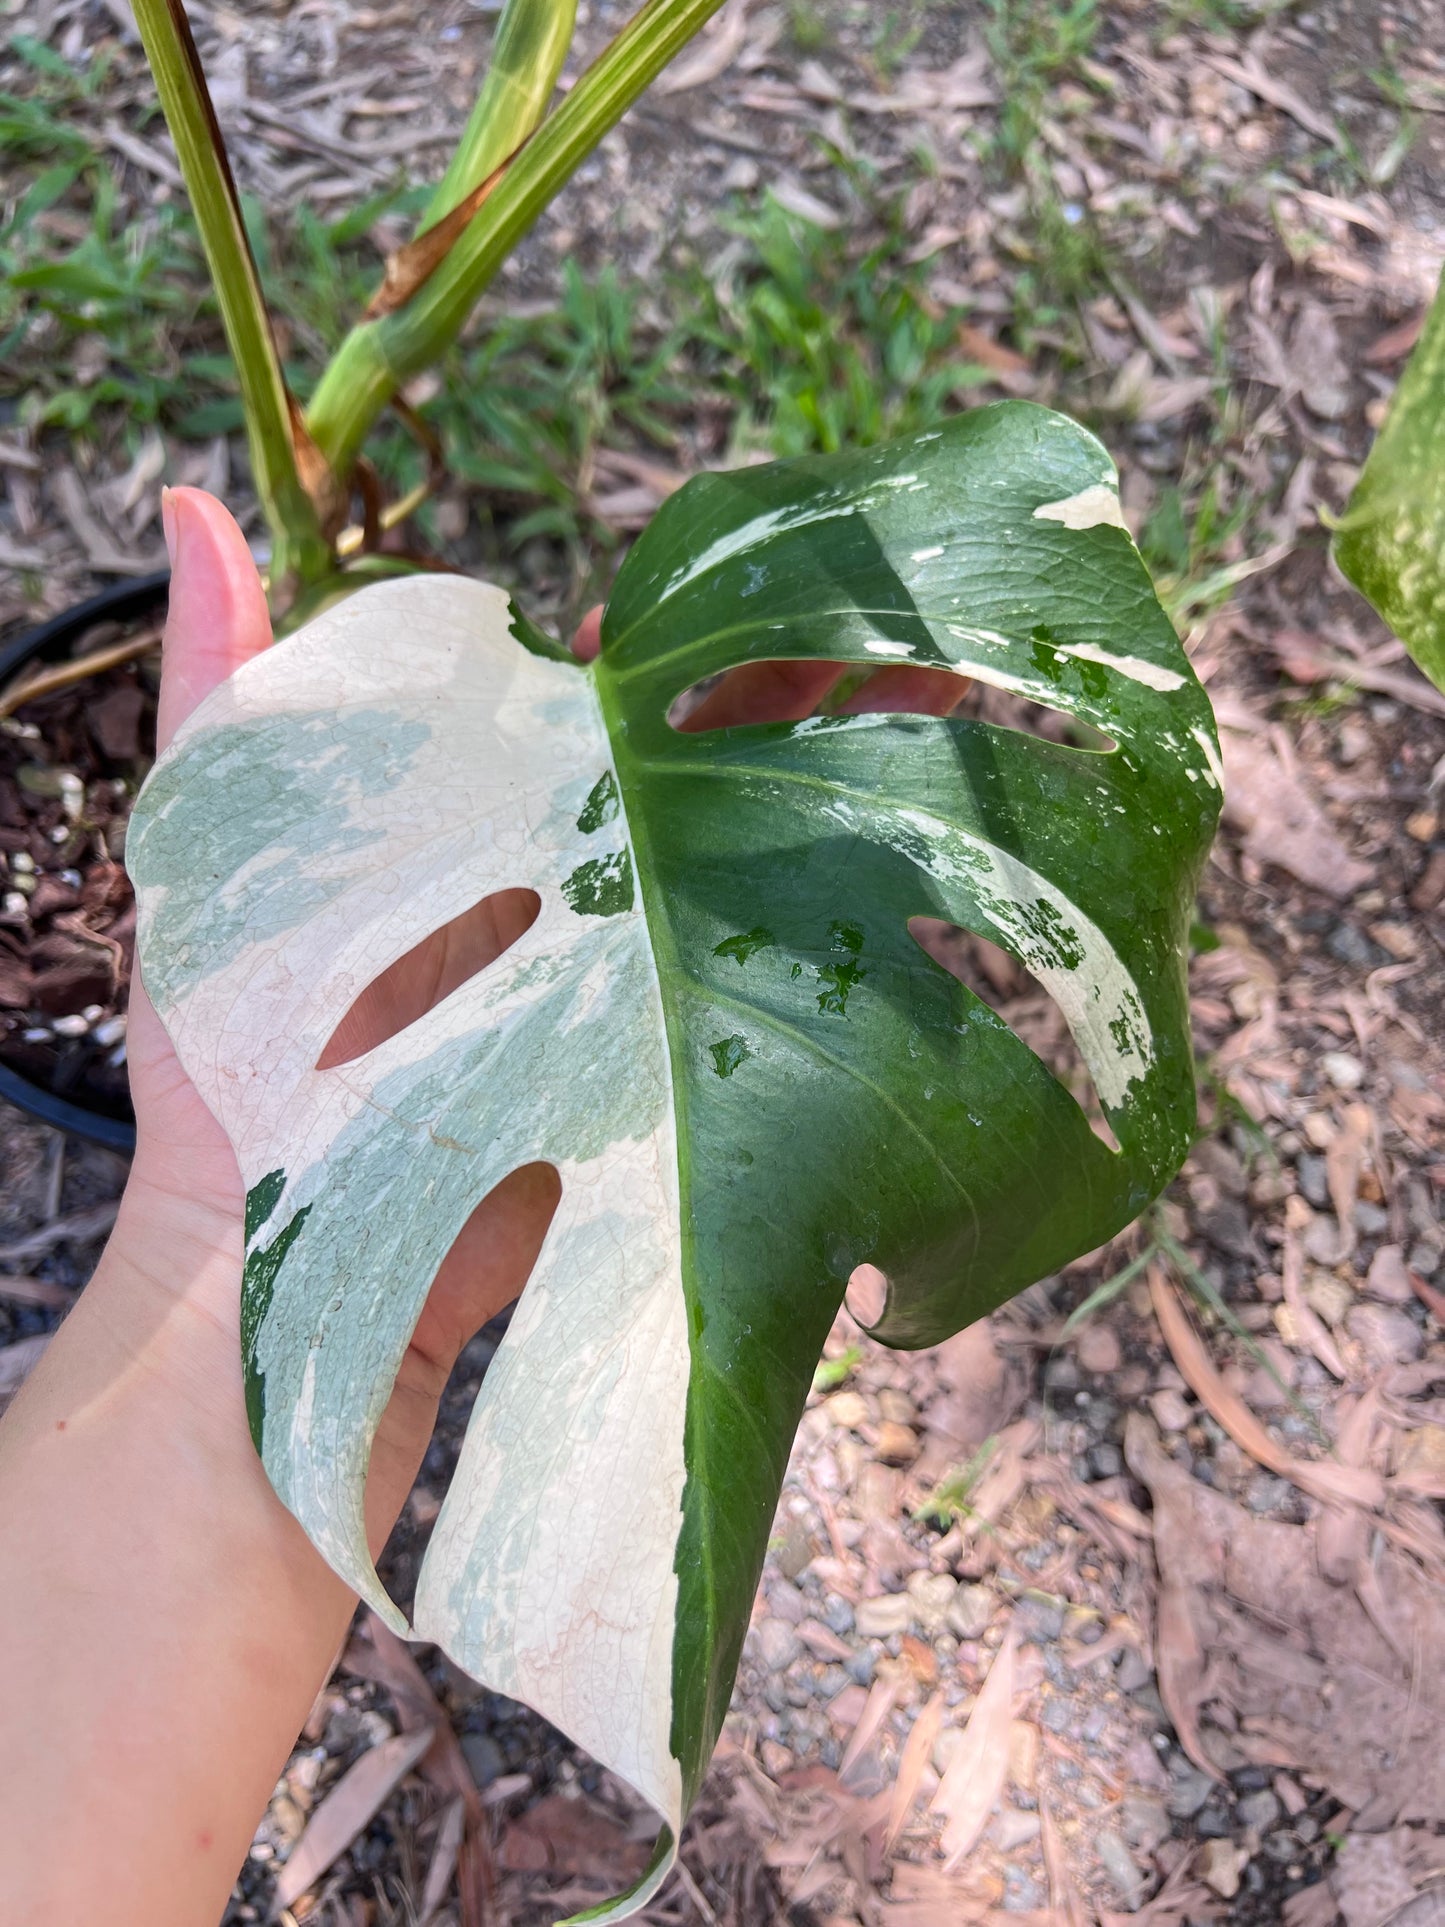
[668,657,1112,749]
[369,1159,562,1617]
[909,916,1122,1153]
[316,886,541,1071]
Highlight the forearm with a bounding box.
[0,1170,355,1927]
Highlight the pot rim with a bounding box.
[0,571,170,1153]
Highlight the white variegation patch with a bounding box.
[817,774,1154,1112]
[1032,481,1127,531]
[129,577,689,1873]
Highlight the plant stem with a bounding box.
[306,0,727,481]
[421,0,578,231]
[131,0,330,596]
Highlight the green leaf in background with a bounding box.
[1335,268,1445,693]
[127,403,1219,1920]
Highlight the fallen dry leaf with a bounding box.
[344,1613,493,1926]
[0,1202,118,1267]
[275,1723,436,1909]
[1220,726,1373,899]
[839,1674,901,1782]
[1150,1265,1384,1509]
[884,1691,943,1852]
[419,1795,466,1927]
[931,1624,1017,1864]
[0,1274,71,1309]
[1128,1413,1445,1823]
[497,1791,650,1881]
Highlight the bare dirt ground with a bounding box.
[4,1,1445,1924]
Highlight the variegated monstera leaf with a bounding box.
[128,403,1219,1920]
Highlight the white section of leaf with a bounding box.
[415,1127,686,1831]
[1032,482,1126,531]
[655,499,858,604]
[911,545,945,561]
[1191,723,1225,789]
[939,829,1151,1109]
[653,473,922,604]
[131,576,688,1853]
[1051,640,1185,692]
[864,639,914,657]
[822,786,1152,1110]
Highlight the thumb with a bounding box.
[156,487,273,754]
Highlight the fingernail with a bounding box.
[160,486,182,575]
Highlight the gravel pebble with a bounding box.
[846,1649,876,1687]
[1196,1799,1232,1838]
[1002,1866,1045,1912]
[1167,1761,1216,1818]
[855,1594,911,1639]
[1119,1793,1171,1854]
[1296,1153,1329,1206]
[1348,1300,1424,1366]
[1044,1354,1080,1392]
[1322,1051,1366,1090]
[755,1617,801,1671]
[822,1592,854,1635]
[461,1732,504,1787]
[994,1806,1041,1851]
[905,1569,958,1634]
[1302,1215,1343,1265]
[947,1583,995,1639]
[1237,1788,1281,1832]
[1018,1597,1065,1643]
[1076,1323,1122,1373]
[1367,1244,1415,1303]
[1150,1388,1192,1432]
[1095,1826,1145,1907]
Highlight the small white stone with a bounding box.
[1322,1051,1365,1091]
[51,1013,90,1038]
[855,1593,912,1639]
[91,1015,126,1048]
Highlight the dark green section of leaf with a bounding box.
[561,849,634,917]
[1334,266,1445,694]
[244,1167,287,1244]
[577,769,621,833]
[713,926,774,965]
[707,1034,752,1078]
[815,956,867,1015]
[241,1202,310,1455]
[596,403,1218,1809]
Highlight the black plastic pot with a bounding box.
[0,571,170,1154]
